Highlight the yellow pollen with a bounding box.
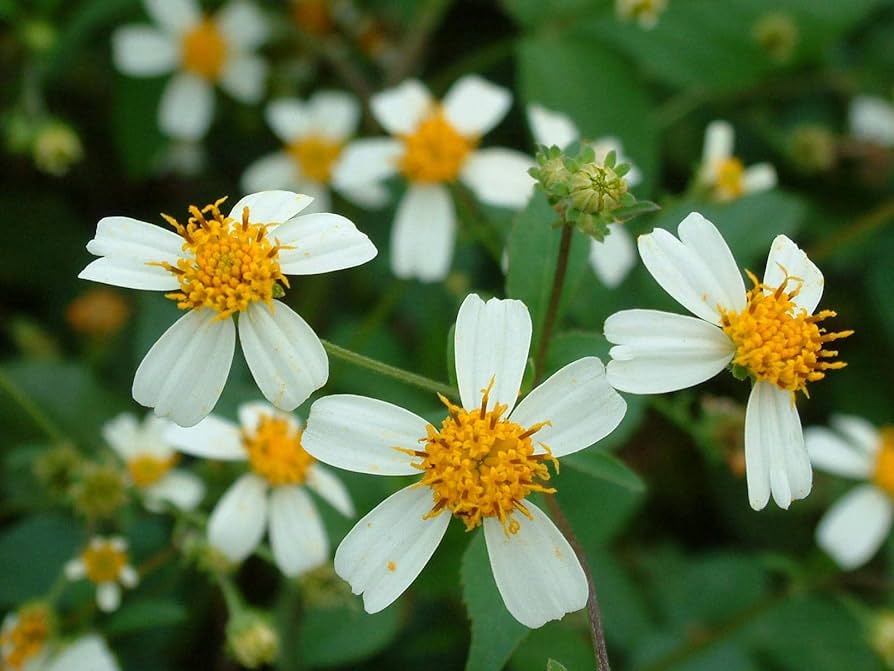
[82,541,128,584]
[154,198,289,319]
[127,453,178,488]
[386,561,396,572]
[873,428,894,498]
[719,270,852,395]
[287,135,343,183]
[398,111,476,184]
[714,157,745,200]
[243,415,315,486]
[181,19,228,80]
[403,380,556,534]
[1,605,50,671]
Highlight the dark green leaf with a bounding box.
[563,450,645,493]
[104,599,188,637]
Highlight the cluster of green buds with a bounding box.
[529,143,658,241]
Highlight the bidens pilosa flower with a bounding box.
[699,121,777,201]
[604,213,852,510]
[78,190,377,427]
[302,294,627,628]
[65,537,138,612]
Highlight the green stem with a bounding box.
[533,224,573,384]
[809,197,894,262]
[216,573,244,615]
[0,366,67,444]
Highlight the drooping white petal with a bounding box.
[240,152,299,193]
[849,95,894,148]
[805,427,873,479]
[238,301,328,411]
[527,103,578,149]
[742,163,777,194]
[334,485,450,614]
[510,357,626,458]
[274,213,377,275]
[158,72,214,140]
[145,469,206,511]
[64,558,86,581]
[331,138,402,189]
[79,257,181,291]
[702,120,734,168]
[604,309,735,393]
[817,484,893,570]
[484,502,587,629]
[165,414,245,459]
[96,583,122,612]
[442,75,512,137]
[762,235,824,315]
[677,212,746,312]
[744,381,811,511]
[269,486,328,576]
[830,414,881,456]
[589,223,636,288]
[229,190,313,225]
[307,91,361,141]
[369,80,433,135]
[215,1,269,50]
[207,473,268,562]
[133,309,235,427]
[302,395,426,475]
[390,185,455,282]
[306,464,354,517]
[218,54,267,103]
[111,27,178,76]
[46,636,120,671]
[145,0,200,35]
[460,148,535,209]
[454,294,532,413]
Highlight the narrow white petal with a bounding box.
[229,190,313,225]
[86,215,184,262]
[762,235,824,314]
[145,0,200,34]
[527,103,578,149]
[207,474,268,562]
[817,485,893,569]
[111,27,177,76]
[334,485,449,614]
[743,163,777,193]
[269,486,328,576]
[238,301,328,411]
[302,395,426,475]
[64,559,86,581]
[265,98,308,143]
[849,95,894,148]
[215,1,269,50]
[240,152,299,193]
[218,54,267,104]
[677,212,746,313]
[589,223,636,288]
[391,185,455,282]
[306,464,354,517]
[460,148,535,209]
[331,138,401,189]
[158,73,214,140]
[133,309,235,427]
[702,120,734,167]
[454,294,532,413]
[604,309,734,393]
[145,469,206,511]
[102,413,140,458]
[830,414,881,455]
[45,636,119,671]
[275,213,377,275]
[165,414,245,459]
[337,181,391,209]
[484,502,587,629]
[97,583,121,612]
[307,91,361,141]
[442,75,511,137]
[369,80,433,135]
[79,257,180,290]
[510,358,626,458]
[805,427,873,478]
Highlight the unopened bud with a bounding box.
[568,163,628,215]
[789,124,836,174]
[32,121,83,176]
[34,444,81,498]
[226,610,279,669]
[870,611,894,668]
[752,12,799,64]
[70,463,127,520]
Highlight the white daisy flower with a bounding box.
[849,95,894,148]
[165,402,354,577]
[112,0,269,140]
[64,537,139,613]
[242,92,389,213]
[302,294,627,627]
[699,120,777,202]
[103,412,204,512]
[604,212,852,510]
[332,75,535,282]
[806,415,894,569]
[527,103,640,288]
[78,190,377,427]
[616,0,667,29]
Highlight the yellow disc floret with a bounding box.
[873,428,894,498]
[127,453,178,488]
[714,157,745,201]
[82,540,129,584]
[1,604,51,671]
[287,135,343,183]
[719,271,852,395]
[156,198,289,319]
[181,19,228,80]
[398,111,476,184]
[243,415,315,486]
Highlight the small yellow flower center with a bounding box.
[127,453,178,488]
[398,111,476,184]
[155,199,289,319]
[243,415,315,486]
[403,382,556,534]
[873,428,894,498]
[287,135,343,183]
[1,606,50,671]
[82,542,128,584]
[719,271,852,395]
[181,19,228,80]
[714,157,745,200]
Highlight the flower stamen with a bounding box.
[398,111,476,184]
[181,19,228,80]
[873,428,894,498]
[243,415,315,487]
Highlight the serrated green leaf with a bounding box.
[563,450,645,493]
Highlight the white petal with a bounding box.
[702,120,734,167]
[369,79,433,135]
[306,464,354,517]
[337,181,391,209]
[830,414,881,455]
[240,152,299,193]
[805,427,873,479]
[391,185,455,282]
[849,95,894,148]
[275,213,377,275]
[454,294,532,413]
[334,485,449,614]
[589,223,636,288]
[158,73,214,140]
[145,0,200,34]
[86,215,184,260]
[269,486,328,576]
[460,148,535,209]
[604,309,734,393]
[484,502,587,629]
[64,559,86,581]
[307,90,361,141]
[302,395,426,475]
[265,98,308,143]
[215,1,269,50]
[229,190,313,225]
[165,414,245,459]
[112,26,177,76]
[79,257,180,291]
[133,309,235,427]
[677,212,746,312]
[526,103,578,149]
[207,473,268,562]
[145,469,206,511]
[46,636,119,671]
[763,235,824,315]
[238,301,328,411]
[331,138,401,189]
[102,413,140,458]
[442,75,511,137]
[817,485,893,569]
[97,583,121,612]
[510,358,626,458]
[744,382,811,511]
[743,163,777,193]
[294,181,330,215]
[119,565,139,588]
[218,54,267,104]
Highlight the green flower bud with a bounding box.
[32,120,83,177]
[21,20,57,53]
[34,444,81,498]
[752,12,799,63]
[568,162,628,215]
[226,610,279,669]
[870,610,894,668]
[70,463,127,520]
[788,124,836,174]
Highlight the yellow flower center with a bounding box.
[719,270,852,395]
[873,428,894,498]
[714,157,745,200]
[127,453,178,488]
[243,415,315,486]
[403,382,556,534]
[82,542,128,584]
[1,605,50,671]
[155,199,289,319]
[181,19,228,80]
[287,135,343,183]
[398,111,476,184]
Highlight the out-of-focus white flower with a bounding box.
[65,537,139,612]
[849,95,894,148]
[616,0,667,29]
[112,0,269,140]
[699,121,777,201]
